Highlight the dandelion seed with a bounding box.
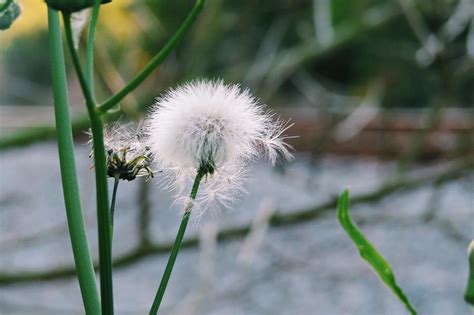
[145,79,293,213]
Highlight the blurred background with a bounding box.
[0,0,473,314]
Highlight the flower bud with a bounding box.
[0,0,21,30]
[45,0,111,13]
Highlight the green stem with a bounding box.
[86,0,101,91]
[110,176,120,229]
[97,0,206,114]
[149,169,205,315]
[63,14,114,315]
[89,115,114,315]
[63,14,96,113]
[47,8,100,315]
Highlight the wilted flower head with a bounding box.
[145,79,293,213]
[89,123,153,181]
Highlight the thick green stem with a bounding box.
[63,14,114,315]
[149,170,205,315]
[89,114,114,315]
[97,0,206,114]
[47,8,100,315]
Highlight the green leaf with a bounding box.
[464,241,474,305]
[0,0,21,31]
[337,190,417,315]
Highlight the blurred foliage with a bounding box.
[3,30,51,86]
[0,0,473,109]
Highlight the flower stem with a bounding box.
[149,169,205,315]
[63,14,114,315]
[110,176,120,230]
[86,0,101,90]
[47,8,100,315]
[97,0,206,114]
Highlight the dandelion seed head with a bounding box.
[146,79,293,212]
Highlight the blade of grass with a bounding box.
[337,189,417,315]
[464,241,474,305]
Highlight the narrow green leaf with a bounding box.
[464,241,474,305]
[337,189,417,315]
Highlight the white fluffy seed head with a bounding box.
[145,79,293,213]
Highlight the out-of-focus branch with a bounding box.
[0,116,89,150]
[0,109,123,150]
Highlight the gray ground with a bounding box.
[0,142,472,315]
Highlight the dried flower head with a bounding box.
[89,123,154,181]
[145,79,293,213]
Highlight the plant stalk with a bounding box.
[63,14,114,315]
[86,0,101,90]
[47,8,100,315]
[149,169,205,315]
[110,176,120,229]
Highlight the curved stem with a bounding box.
[149,169,205,315]
[47,8,100,315]
[86,1,101,91]
[63,13,96,114]
[97,0,206,114]
[110,176,120,229]
[63,13,114,315]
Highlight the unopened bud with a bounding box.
[0,0,21,30]
[45,0,111,13]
